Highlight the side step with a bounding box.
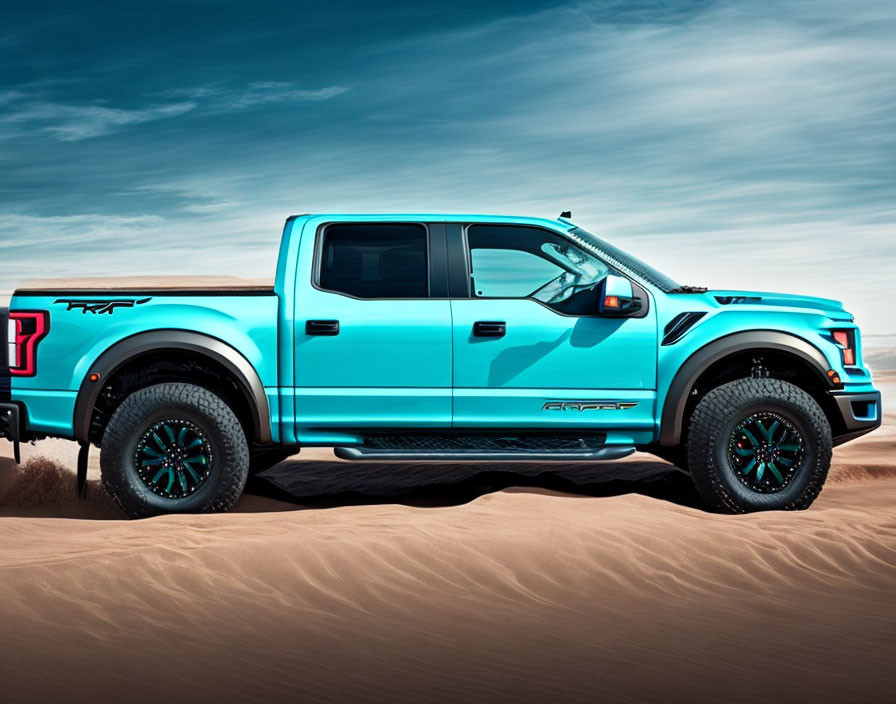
[334,446,636,463]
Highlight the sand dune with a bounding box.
[0,381,894,703]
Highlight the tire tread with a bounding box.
[687,377,832,513]
[101,383,249,518]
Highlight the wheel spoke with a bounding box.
[730,412,804,493]
[182,461,201,482]
[137,420,211,499]
[741,427,760,447]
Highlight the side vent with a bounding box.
[662,312,706,346]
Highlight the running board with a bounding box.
[334,446,636,462]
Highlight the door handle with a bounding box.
[306,320,340,336]
[473,321,506,338]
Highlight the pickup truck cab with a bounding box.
[1,213,881,516]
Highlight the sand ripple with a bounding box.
[1,449,895,703]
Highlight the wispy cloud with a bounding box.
[0,80,347,142]
[162,81,349,109]
[0,98,197,141]
[0,90,25,105]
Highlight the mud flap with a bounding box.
[77,442,89,500]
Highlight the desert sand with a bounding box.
[0,378,894,703]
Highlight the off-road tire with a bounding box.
[101,383,249,518]
[687,377,832,513]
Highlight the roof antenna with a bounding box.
[560,210,572,219]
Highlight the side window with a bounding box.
[318,224,428,298]
[466,225,610,314]
[470,249,564,298]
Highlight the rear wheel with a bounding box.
[101,383,249,518]
[686,377,831,513]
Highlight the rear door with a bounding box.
[449,223,658,437]
[293,221,452,435]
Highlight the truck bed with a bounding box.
[14,276,275,295]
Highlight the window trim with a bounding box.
[459,223,650,318]
[312,222,435,301]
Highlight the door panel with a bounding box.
[293,222,452,432]
[295,296,452,427]
[450,298,657,429]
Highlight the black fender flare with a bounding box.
[658,330,837,446]
[73,330,272,444]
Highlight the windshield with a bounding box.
[566,226,680,293]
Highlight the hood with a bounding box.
[708,290,853,321]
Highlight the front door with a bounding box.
[293,222,452,438]
[450,223,658,436]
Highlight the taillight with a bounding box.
[8,311,49,377]
[831,329,856,366]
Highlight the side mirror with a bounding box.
[598,275,643,317]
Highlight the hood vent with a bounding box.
[715,295,762,305]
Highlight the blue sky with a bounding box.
[1,0,894,332]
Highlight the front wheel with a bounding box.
[687,378,832,513]
[101,383,249,518]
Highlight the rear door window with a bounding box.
[317,224,428,298]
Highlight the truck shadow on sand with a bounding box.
[0,455,703,518]
[246,455,703,511]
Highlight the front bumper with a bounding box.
[0,402,22,442]
[830,390,882,446]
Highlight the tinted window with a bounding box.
[318,224,428,298]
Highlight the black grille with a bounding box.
[363,434,608,452]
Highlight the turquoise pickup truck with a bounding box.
[0,213,881,517]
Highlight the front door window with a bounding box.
[467,225,609,315]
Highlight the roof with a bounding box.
[285,213,574,230]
